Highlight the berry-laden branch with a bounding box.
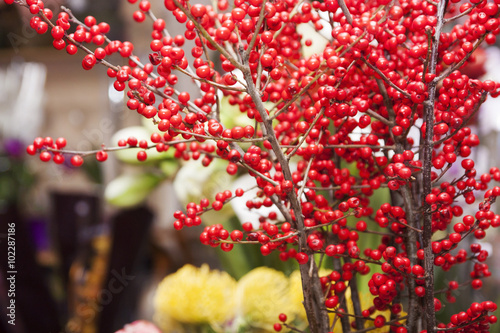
[8,0,500,332]
[241,58,331,333]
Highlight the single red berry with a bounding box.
[96,151,108,162]
[71,155,84,167]
[178,91,190,104]
[412,265,424,276]
[137,151,147,161]
[82,54,97,70]
[221,243,233,252]
[66,44,78,55]
[39,151,51,162]
[53,39,66,50]
[26,145,36,155]
[373,315,385,328]
[296,252,309,265]
[230,230,243,241]
[471,279,483,289]
[51,26,65,39]
[133,10,146,22]
[36,22,48,34]
[53,154,65,164]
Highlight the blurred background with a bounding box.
[1,1,500,333]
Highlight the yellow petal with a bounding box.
[154,264,237,325]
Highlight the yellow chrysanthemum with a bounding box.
[289,269,308,323]
[235,267,296,330]
[154,264,237,327]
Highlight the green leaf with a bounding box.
[104,173,162,207]
[159,159,179,177]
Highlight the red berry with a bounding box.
[136,151,147,161]
[39,151,51,162]
[373,315,385,328]
[36,22,48,34]
[26,145,36,155]
[71,155,84,167]
[53,154,65,164]
[51,26,65,39]
[178,91,190,104]
[133,11,146,22]
[230,230,243,241]
[471,279,483,289]
[82,54,97,70]
[296,252,309,265]
[96,151,108,162]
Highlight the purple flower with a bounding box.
[4,139,24,158]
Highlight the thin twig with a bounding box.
[444,3,476,23]
[362,58,412,99]
[432,91,487,146]
[337,0,353,24]
[286,108,325,160]
[435,33,487,83]
[171,0,245,71]
[173,65,246,92]
[271,71,325,120]
[245,0,267,60]
[365,109,392,126]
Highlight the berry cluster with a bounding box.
[26,136,86,166]
[8,0,500,331]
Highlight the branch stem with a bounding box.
[422,2,449,333]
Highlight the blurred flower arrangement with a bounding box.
[153,265,400,333]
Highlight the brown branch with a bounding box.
[365,109,391,126]
[337,0,353,24]
[241,60,331,332]
[422,1,449,333]
[245,0,267,60]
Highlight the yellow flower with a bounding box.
[153,311,185,333]
[235,267,296,330]
[154,264,237,327]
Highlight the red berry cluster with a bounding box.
[438,301,497,331]
[26,136,86,166]
[9,0,500,331]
